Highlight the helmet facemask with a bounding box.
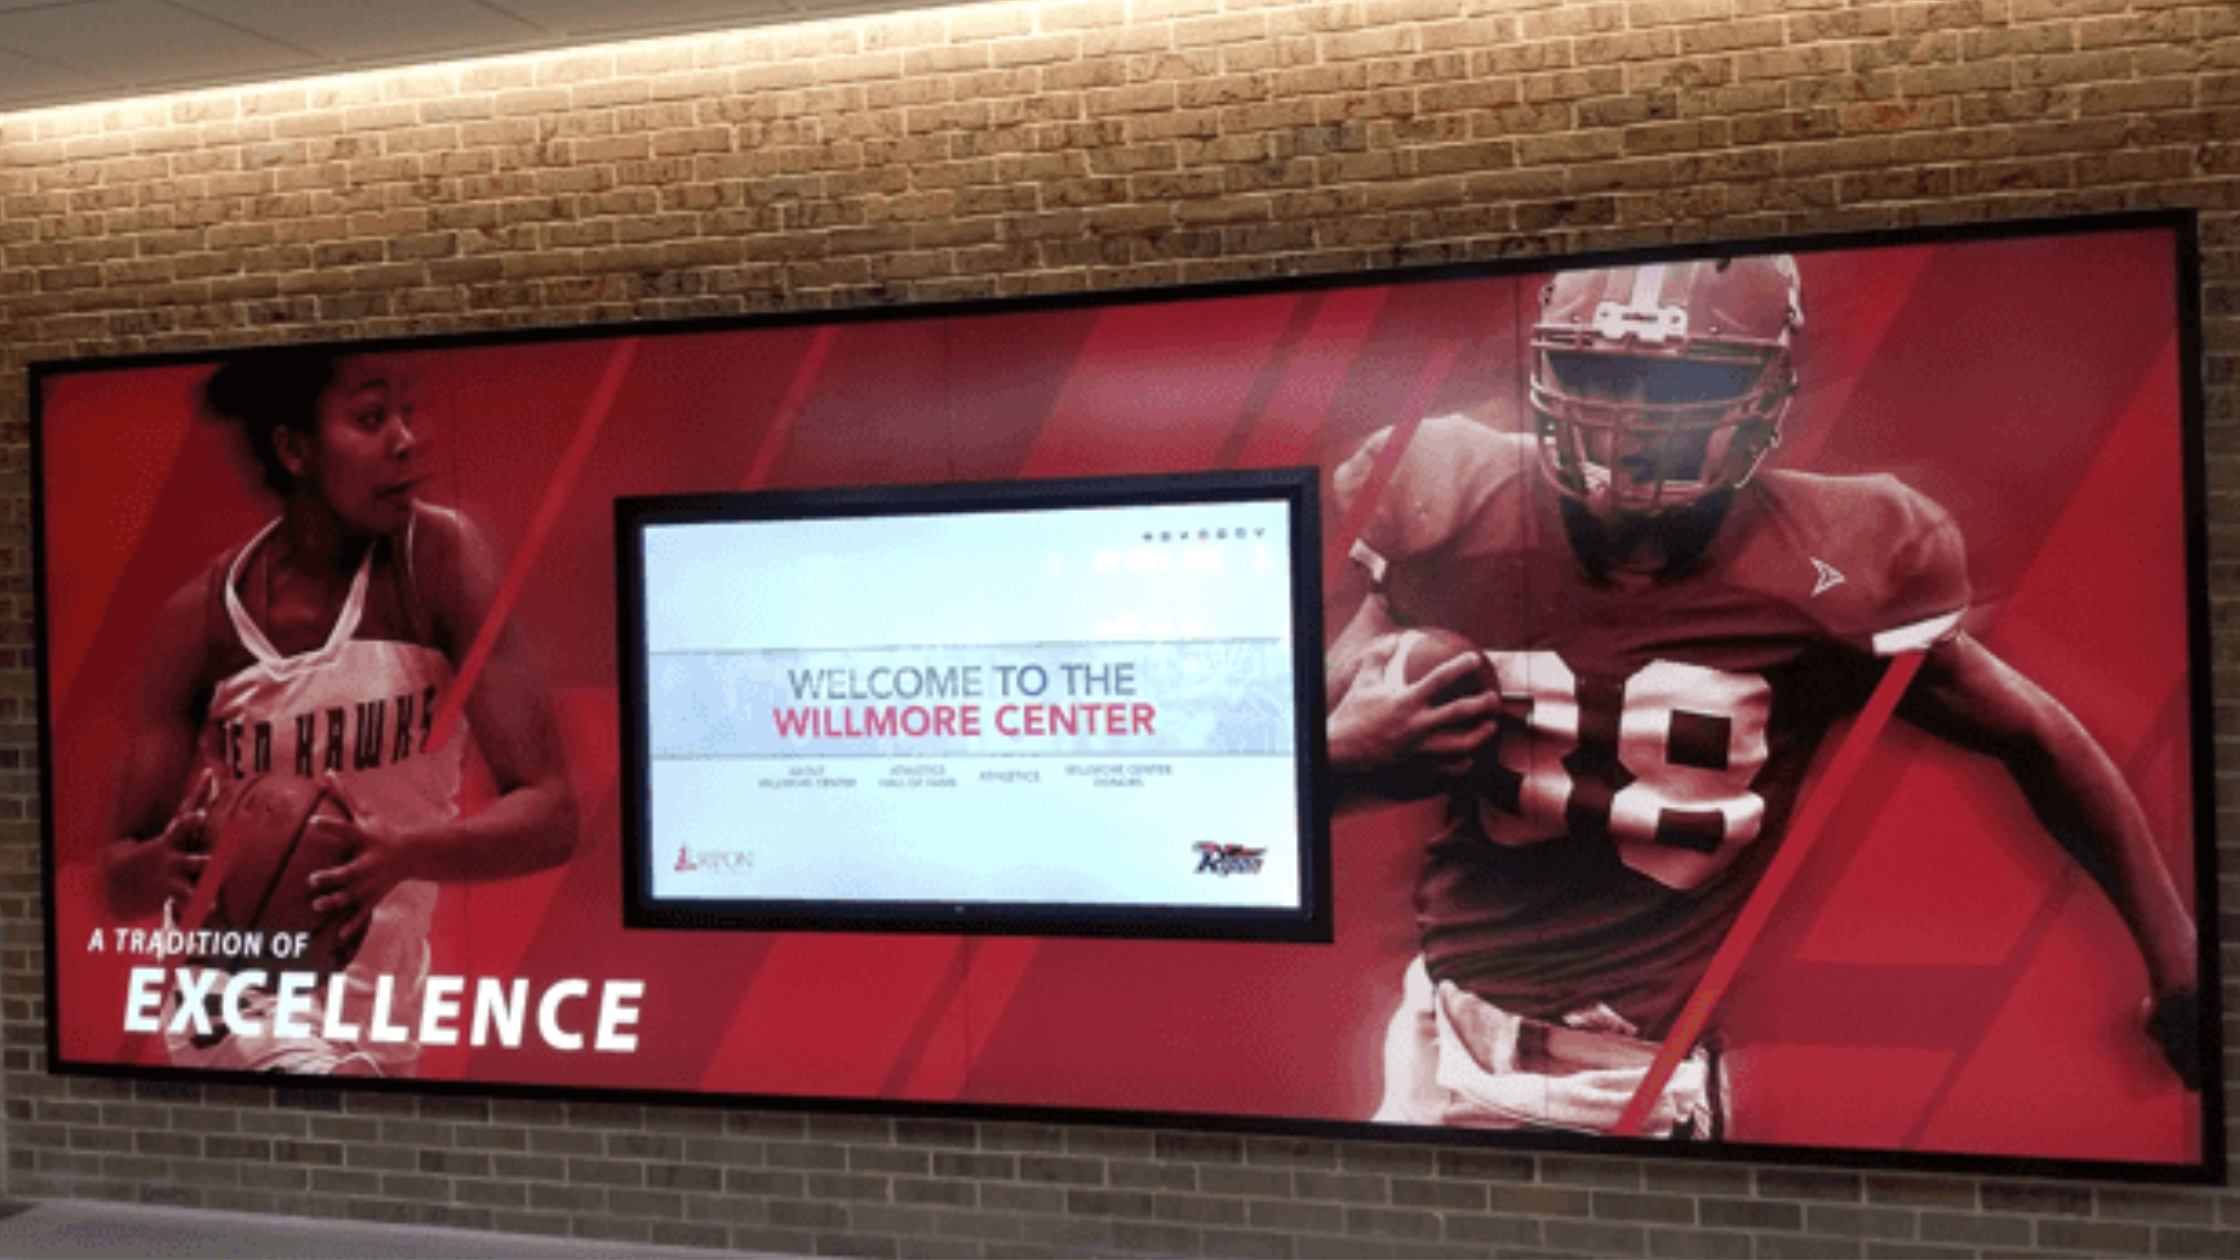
[1530,259,1801,523]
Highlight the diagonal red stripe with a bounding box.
[743,327,838,491]
[428,338,641,753]
[1893,677,2188,1148]
[1612,650,1926,1137]
[1233,289,1389,470]
[1321,341,1464,580]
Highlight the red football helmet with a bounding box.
[1530,255,1803,520]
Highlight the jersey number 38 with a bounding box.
[1475,651,1772,891]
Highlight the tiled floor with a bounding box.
[0,1199,737,1257]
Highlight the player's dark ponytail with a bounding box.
[200,346,342,496]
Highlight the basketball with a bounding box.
[197,775,356,976]
[1395,626,1489,705]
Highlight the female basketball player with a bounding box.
[100,347,579,1076]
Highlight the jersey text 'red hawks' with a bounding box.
[211,683,438,781]
[1338,417,1969,1040]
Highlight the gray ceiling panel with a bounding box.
[0,0,317,102]
[0,0,931,114]
[477,0,799,39]
[171,0,547,61]
[0,43,111,106]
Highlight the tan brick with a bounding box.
[1517,129,1625,166]
[100,100,170,135]
[647,69,735,105]
[1518,1,1625,40]
[1893,125,2014,163]
[614,102,696,133]
[494,89,575,118]
[1900,59,2017,96]
[1626,0,1727,27]
[1080,23,1176,58]
[170,95,240,125]
[1570,155,1682,193]
[1678,16,1786,55]
[461,62,536,92]
[341,103,419,133]
[772,24,862,60]
[127,126,205,156]
[652,128,733,157]
[1413,138,1517,177]
[309,80,383,113]
[385,126,463,156]
[1949,154,2075,193]
[569,79,651,111]
[1840,97,1959,133]
[2009,0,2127,19]
[1958,86,2076,124]
[903,43,993,75]
[1782,134,1903,175]
[534,52,618,87]
[2078,78,2196,115]
[1324,24,1416,62]
[2017,48,2135,86]
[1419,15,1519,54]
[2077,146,2195,185]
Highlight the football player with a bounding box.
[1325,256,2201,1137]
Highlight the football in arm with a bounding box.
[1394,626,1490,705]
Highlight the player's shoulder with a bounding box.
[404,501,469,562]
[160,539,260,689]
[400,501,501,588]
[1736,469,1968,653]
[1405,413,1535,481]
[1337,415,1536,563]
[1749,469,1956,549]
[395,501,505,649]
[376,502,470,649]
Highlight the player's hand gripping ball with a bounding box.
[1388,626,1497,779]
[198,775,358,977]
[1393,626,1492,705]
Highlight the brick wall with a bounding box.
[5,0,2240,1254]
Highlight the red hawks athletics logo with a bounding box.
[1193,843,1266,876]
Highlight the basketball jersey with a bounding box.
[177,513,464,1076]
[1339,417,1969,1038]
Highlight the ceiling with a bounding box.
[0,0,912,115]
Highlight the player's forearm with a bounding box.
[2005,717,2197,996]
[401,782,578,884]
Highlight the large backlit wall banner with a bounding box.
[37,214,2222,1181]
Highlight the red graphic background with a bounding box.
[40,226,2205,1169]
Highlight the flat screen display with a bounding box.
[617,472,1331,939]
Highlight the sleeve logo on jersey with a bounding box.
[1193,843,1266,876]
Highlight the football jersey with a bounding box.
[178,512,464,1075]
[1339,416,1968,1039]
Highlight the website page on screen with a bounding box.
[639,498,1304,912]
